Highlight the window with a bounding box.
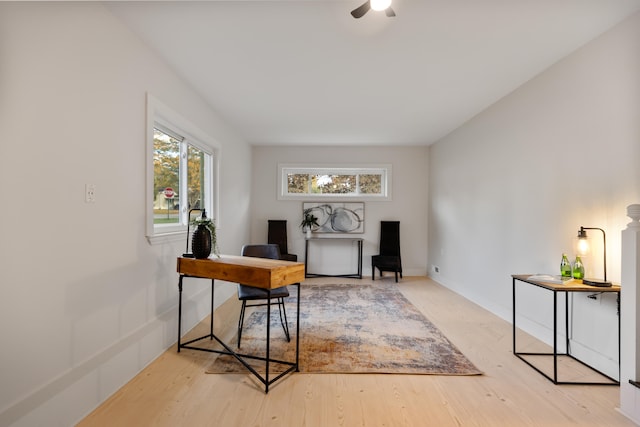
[146,95,219,243]
[278,164,391,200]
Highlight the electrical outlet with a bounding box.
[433,265,440,273]
[85,184,96,203]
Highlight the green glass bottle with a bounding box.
[572,256,585,280]
[560,254,572,278]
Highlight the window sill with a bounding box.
[278,193,391,201]
[146,231,186,246]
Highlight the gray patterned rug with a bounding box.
[206,282,482,375]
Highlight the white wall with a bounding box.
[429,12,640,380]
[0,3,251,426]
[250,146,429,277]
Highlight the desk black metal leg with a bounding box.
[512,278,516,354]
[210,279,215,338]
[553,291,557,383]
[265,289,271,393]
[176,274,300,393]
[177,275,184,352]
[295,283,301,371]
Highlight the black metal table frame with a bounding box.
[177,275,300,393]
[304,237,363,279]
[512,276,619,385]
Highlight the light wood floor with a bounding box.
[78,277,633,426]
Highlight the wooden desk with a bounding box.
[177,255,305,393]
[512,274,620,385]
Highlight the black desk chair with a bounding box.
[237,244,291,348]
[267,220,297,262]
[371,221,403,282]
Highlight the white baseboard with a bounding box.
[620,382,640,425]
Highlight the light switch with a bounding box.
[85,184,96,203]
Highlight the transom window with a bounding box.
[278,164,391,200]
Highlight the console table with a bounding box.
[512,274,620,385]
[177,255,305,393]
[304,237,363,279]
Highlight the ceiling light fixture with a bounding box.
[370,0,392,11]
[350,0,396,19]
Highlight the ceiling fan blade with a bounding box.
[385,7,396,17]
[351,1,371,18]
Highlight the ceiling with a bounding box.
[106,0,640,146]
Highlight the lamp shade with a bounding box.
[576,228,590,256]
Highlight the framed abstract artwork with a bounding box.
[303,202,364,234]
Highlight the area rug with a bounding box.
[206,282,482,375]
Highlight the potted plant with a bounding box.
[191,210,219,258]
[300,209,319,238]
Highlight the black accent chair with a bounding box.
[267,220,298,262]
[371,221,403,282]
[237,244,291,348]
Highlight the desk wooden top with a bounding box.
[512,274,620,292]
[177,255,305,290]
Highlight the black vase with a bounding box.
[192,224,212,259]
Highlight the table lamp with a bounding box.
[576,226,612,287]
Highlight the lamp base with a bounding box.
[582,278,612,287]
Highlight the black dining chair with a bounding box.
[371,221,403,282]
[236,244,291,348]
[267,220,298,262]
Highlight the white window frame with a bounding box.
[277,163,392,201]
[146,94,220,244]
